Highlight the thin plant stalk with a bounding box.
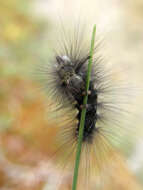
[72,25,96,190]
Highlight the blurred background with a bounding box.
[0,0,143,189]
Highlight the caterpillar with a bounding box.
[56,53,98,143]
[35,24,137,189]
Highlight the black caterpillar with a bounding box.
[56,55,98,143]
[36,25,133,150]
[35,25,135,189]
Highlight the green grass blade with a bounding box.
[72,24,96,190]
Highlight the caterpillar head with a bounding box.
[56,55,84,89]
[56,55,90,89]
[56,55,75,85]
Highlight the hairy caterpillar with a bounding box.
[35,24,137,189]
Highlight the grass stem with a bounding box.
[72,24,96,190]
